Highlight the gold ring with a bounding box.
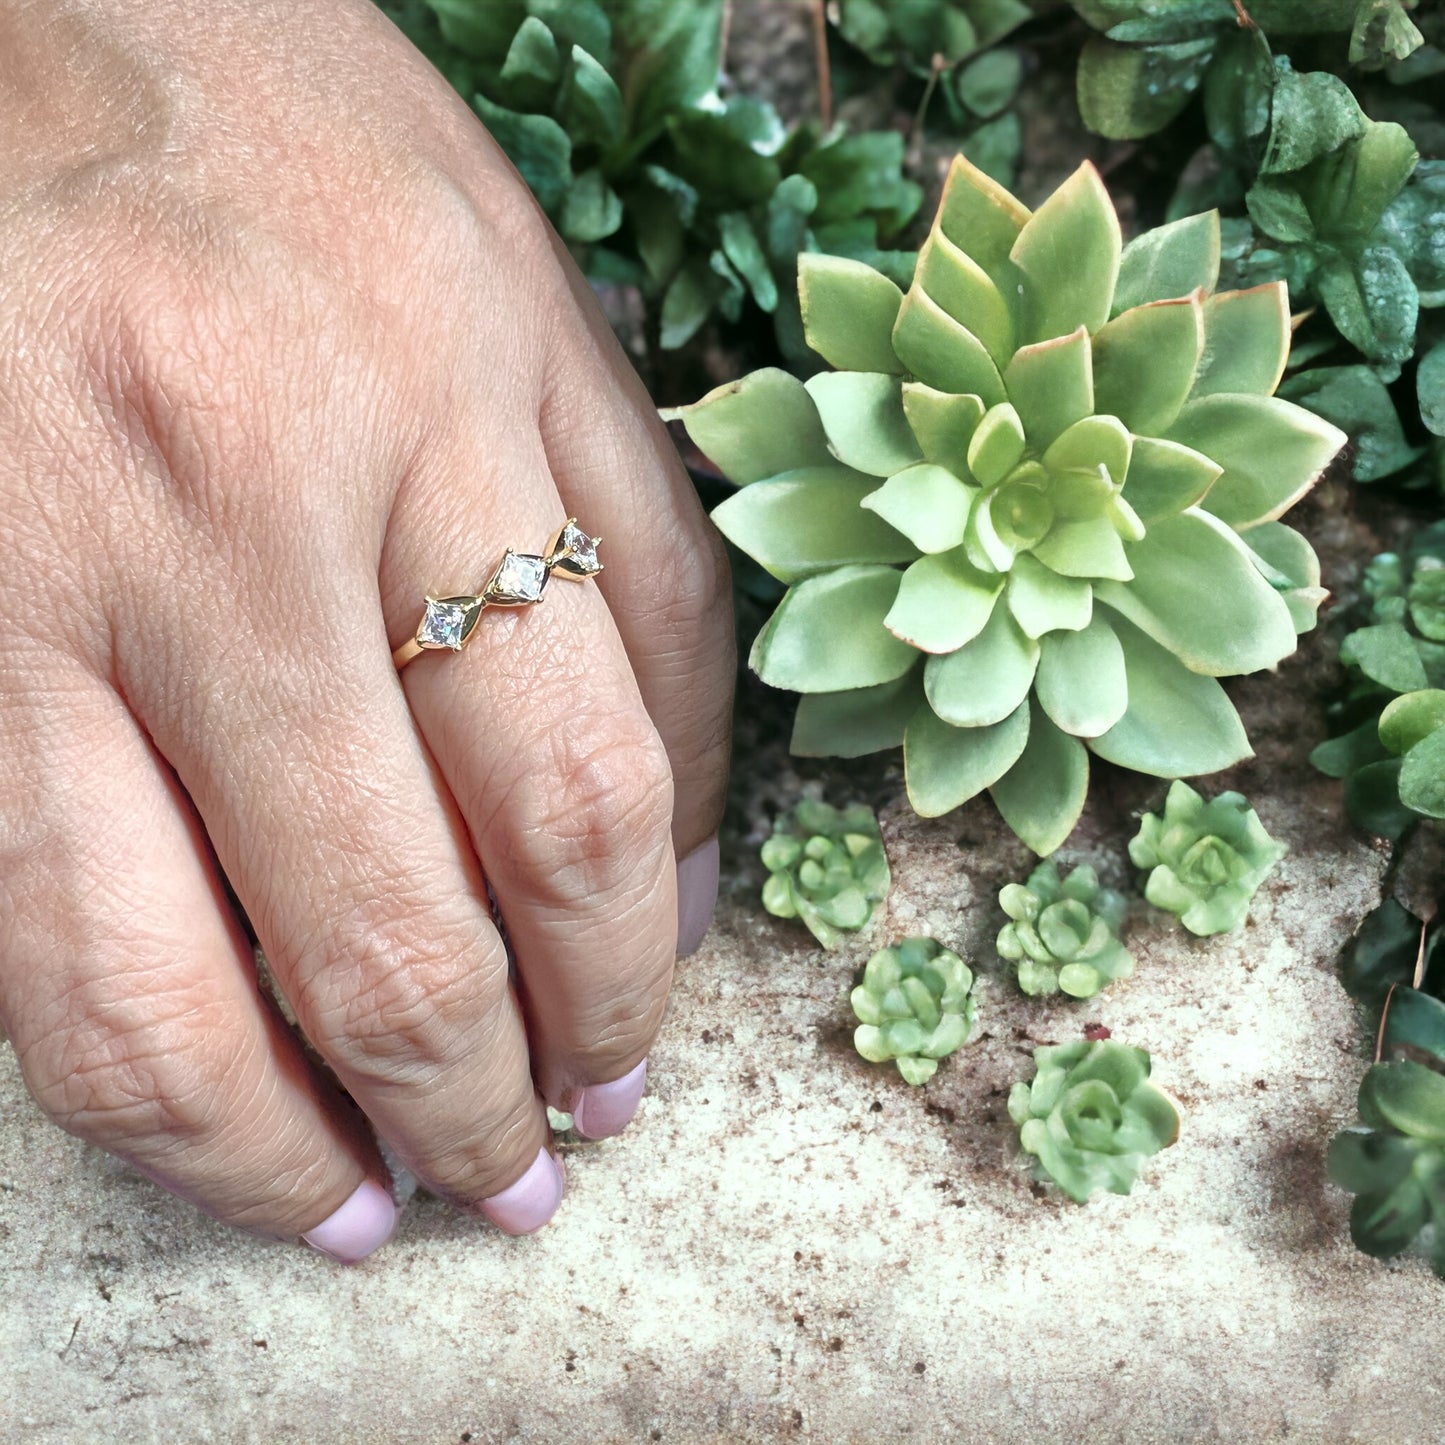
[392,519,602,671]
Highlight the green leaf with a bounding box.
[1031,515,1132,582]
[805,373,922,478]
[935,152,1030,285]
[915,229,1017,366]
[717,212,777,312]
[659,256,721,350]
[1092,295,1204,437]
[1344,757,1414,839]
[606,0,724,143]
[924,605,1040,727]
[1120,436,1221,523]
[471,94,572,213]
[990,705,1090,855]
[559,167,623,242]
[892,290,1007,404]
[1312,718,1391,780]
[1340,621,1429,693]
[1003,328,1095,451]
[956,48,1023,119]
[527,0,610,61]
[499,16,563,106]
[1043,415,1132,487]
[800,130,924,233]
[1261,67,1364,176]
[751,566,918,691]
[1035,613,1128,738]
[1379,690,1445,756]
[902,386,986,466]
[561,44,624,148]
[1419,344,1445,438]
[1168,394,1345,529]
[665,369,832,484]
[665,109,781,210]
[427,0,527,57]
[1005,554,1094,638]
[1089,614,1253,776]
[1316,247,1418,367]
[961,112,1021,190]
[712,468,921,583]
[904,701,1031,817]
[1362,1061,1445,1142]
[798,255,904,374]
[1383,989,1445,1069]
[885,551,1003,654]
[1277,365,1420,482]
[861,464,976,554]
[791,671,924,758]
[1076,34,1212,142]
[1191,284,1289,398]
[1245,178,1316,245]
[1010,162,1121,345]
[1095,510,1299,676]
[1113,212,1221,314]
[1399,727,1445,818]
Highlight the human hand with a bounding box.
[0,0,731,1260]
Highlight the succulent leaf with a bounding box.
[762,797,891,950]
[1130,780,1288,935]
[998,861,1134,1000]
[1011,1038,1179,1202]
[850,937,978,1084]
[676,155,1341,852]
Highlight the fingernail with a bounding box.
[302,1180,396,1264]
[571,1058,648,1141]
[676,834,720,956]
[479,1146,565,1236]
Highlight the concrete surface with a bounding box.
[4,483,1445,1443]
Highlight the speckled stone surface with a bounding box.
[4,476,1445,1443]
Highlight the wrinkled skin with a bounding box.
[0,0,733,1249]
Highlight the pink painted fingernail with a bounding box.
[302,1180,396,1264]
[677,834,720,956]
[479,1146,566,1236]
[571,1058,648,1140]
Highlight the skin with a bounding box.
[0,0,733,1244]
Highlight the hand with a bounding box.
[0,0,732,1259]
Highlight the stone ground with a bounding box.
[4,476,1445,1442]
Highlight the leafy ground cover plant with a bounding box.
[834,0,1033,74]
[997,860,1133,998]
[761,798,891,949]
[380,0,921,354]
[1009,1037,1180,1201]
[851,937,978,1083]
[1072,0,1423,141]
[668,153,1342,855]
[1313,524,1445,837]
[1129,780,1287,935]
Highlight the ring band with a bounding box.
[392,519,602,671]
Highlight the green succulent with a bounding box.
[666,155,1343,854]
[378,0,921,352]
[1072,0,1423,140]
[1129,780,1288,935]
[997,861,1133,999]
[1329,1059,1445,1275]
[850,937,978,1084]
[761,798,892,949]
[1008,1038,1179,1202]
[1313,523,1445,837]
[834,0,1033,74]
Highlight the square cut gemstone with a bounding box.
[417,598,469,650]
[488,551,549,605]
[553,523,601,576]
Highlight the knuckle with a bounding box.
[501,715,675,912]
[22,973,240,1151]
[292,899,509,1089]
[430,1095,542,1207]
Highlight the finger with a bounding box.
[116,540,566,1235]
[538,260,734,955]
[0,654,395,1261]
[382,422,677,1138]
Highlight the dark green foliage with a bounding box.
[377,0,921,353]
[1313,524,1445,836]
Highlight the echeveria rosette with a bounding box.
[668,156,1344,855]
[1329,1060,1445,1276]
[1129,780,1288,936]
[1008,1038,1179,1203]
[998,861,1133,999]
[850,937,977,1085]
[761,798,891,950]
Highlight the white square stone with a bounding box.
[489,552,549,604]
[418,599,468,649]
